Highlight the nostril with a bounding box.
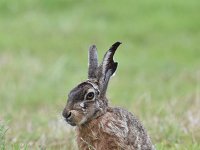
[67,111,72,119]
[63,109,72,120]
[62,109,70,118]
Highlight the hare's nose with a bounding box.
[62,109,72,119]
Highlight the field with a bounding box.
[0,0,200,149]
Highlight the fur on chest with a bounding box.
[76,110,129,150]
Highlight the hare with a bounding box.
[62,42,155,150]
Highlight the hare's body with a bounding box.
[62,42,155,150]
[77,107,153,150]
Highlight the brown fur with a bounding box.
[76,107,154,150]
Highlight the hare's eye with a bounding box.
[86,92,94,100]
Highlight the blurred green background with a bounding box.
[0,0,199,149]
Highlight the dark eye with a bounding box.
[86,92,94,100]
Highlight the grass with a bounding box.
[0,0,200,149]
[0,123,6,150]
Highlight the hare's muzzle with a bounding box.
[62,109,76,126]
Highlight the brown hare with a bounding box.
[62,42,155,150]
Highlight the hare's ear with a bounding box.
[88,45,98,79]
[97,42,121,97]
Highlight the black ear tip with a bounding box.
[110,41,122,52]
[113,41,122,47]
[117,41,122,44]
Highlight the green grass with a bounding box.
[0,0,200,149]
[0,124,6,149]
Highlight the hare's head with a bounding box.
[62,42,121,126]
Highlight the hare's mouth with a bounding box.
[66,119,76,126]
